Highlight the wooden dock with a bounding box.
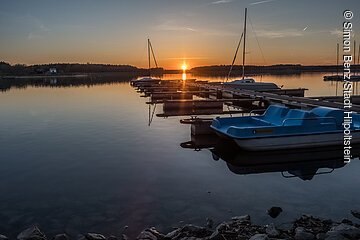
[187,81,360,112]
[133,79,360,115]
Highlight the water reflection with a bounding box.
[2,72,360,97]
[180,134,218,151]
[182,72,187,81]
[1,77,360,237]
[181,134,360,181]
[210,139,360,181]
[0,75,137,92]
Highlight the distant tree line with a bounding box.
[190,64,360,76]
[0,61,164,76]
[1,61,359,77]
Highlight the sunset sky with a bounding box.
[0,0,359,69]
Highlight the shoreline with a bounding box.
[6,211,360,240]
[0,70,349,80]
[1,63,360,79]
[0,74,89,79]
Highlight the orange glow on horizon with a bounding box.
[181,63,188,71]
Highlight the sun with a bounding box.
[181,63,188,71]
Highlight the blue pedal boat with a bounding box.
[211,105,360,150]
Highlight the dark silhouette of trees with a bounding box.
[0,62,164,76]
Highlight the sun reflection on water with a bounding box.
[182,72,187,81]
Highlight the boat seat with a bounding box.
[257,105,290,126]
[282,109,317,126]
[310,107,344,127]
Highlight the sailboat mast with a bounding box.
[336,43,339,76]
[354,40,356,66]
[358,43,360,65]
[242,8,247,79]
[148,38,151,77]
[149,40,158,68]
[354,40,356,94]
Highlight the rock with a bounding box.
[216,222,229,232]
[249,234,269,240]
[295,227,315,240]
[321,219,333,225]
[137,230,157,240]
[121,235,128,240]
[147,228,164,239]
[341,219,353,225]
[107,236,118,240]
[316,233,326,240]
[206,218,214,229]
[267,207,283,218]
[323,232,348,240]
[351,210,360,220]
[164,228,181,239]
[77,235,86,240]
[326,223,360,239]
[266,223,280,237]
[137,228,164,240]
[17,226,46,240]
[177,238,203,240]
[85,233,106,240]
[181,224,212,236]
[208,230,220,240]
[0,235,8,240]
[231,215,251,223]
[208,222,229,240]
[53,234,69,240]
[164,224,212,240]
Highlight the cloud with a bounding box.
[210,0,233,4]
[201,29,237,36]
[255,29,304,38]
[164,57,209,60]
[250,0,279,5]
[330,29,342,37]
[154,20,238,36]
[330,28,356,38]
[154,22,197,32]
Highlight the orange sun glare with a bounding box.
[181,63,188,71]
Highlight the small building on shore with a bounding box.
[49,68,57,74]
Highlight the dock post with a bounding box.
[216,90,223,99]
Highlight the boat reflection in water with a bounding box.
[181,135,360,181]
[180,134,219,151]
[211,139,360,180]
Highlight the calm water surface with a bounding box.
[0,72,359,237]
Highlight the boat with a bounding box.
[323,75,360,82]
[130,39,161,86]
[211,104,360,150]
[224,78,280,90]
[224,8,280,91]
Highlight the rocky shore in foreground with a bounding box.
[4,210,360,240]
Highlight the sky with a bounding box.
[0,0,359,69]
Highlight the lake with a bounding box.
[0,72,359,238]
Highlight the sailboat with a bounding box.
[131,39,161,85]
[323,41,360,82]
[224,8,279,91]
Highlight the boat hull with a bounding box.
[228,131,360,151]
